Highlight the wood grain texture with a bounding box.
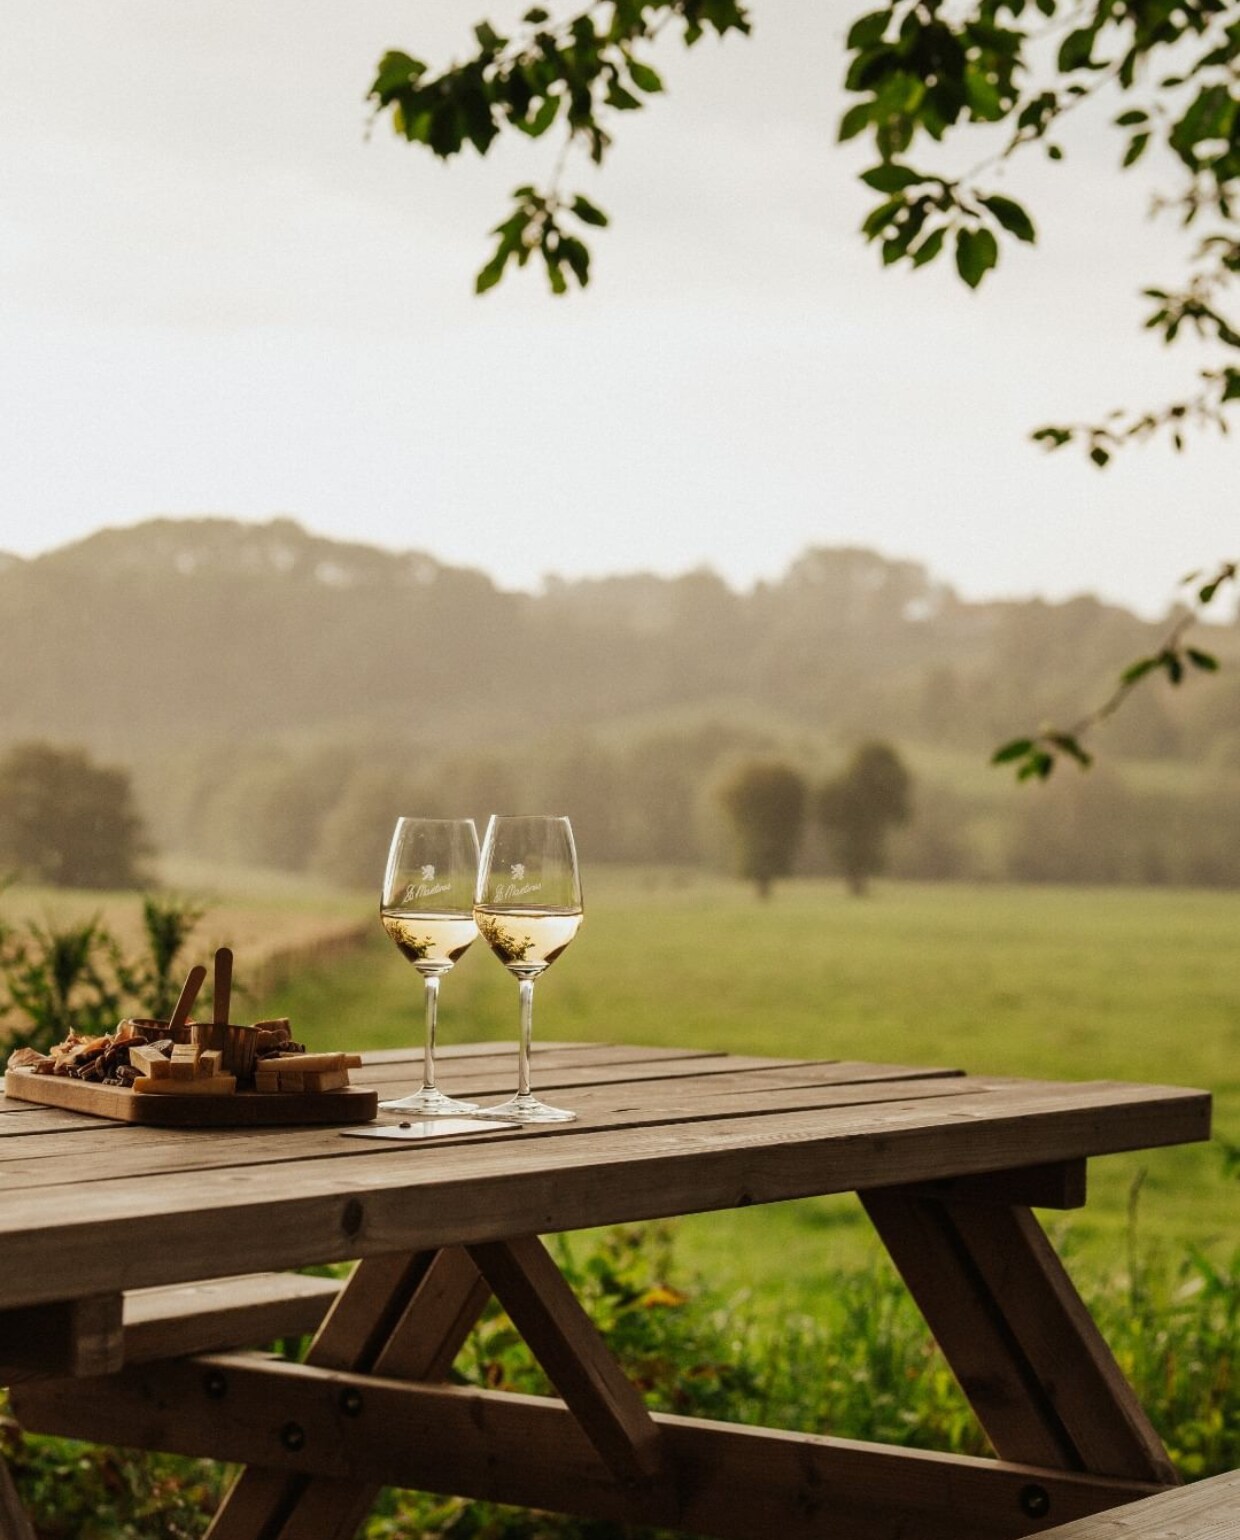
[123,1274,342,1364]
[15,1357,1165,1540]
[0,1074,982,1193]
[469,1234,666,1484]
[943,1201,1177,1484]
[1033,1470,1240,1538]
[862,1193,1177,1485]
[0,1294,123,1382]
[208,1248,491,1540]
[0,1069,1209,1312]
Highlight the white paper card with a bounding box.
[340,1116,520,1141]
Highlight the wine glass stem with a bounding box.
[422,974,440,1092]
[517,978,535,1098]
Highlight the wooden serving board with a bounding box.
[3,1069,378,1127]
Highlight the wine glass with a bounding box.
[473,815,583,1123]
[378,817,481,1116]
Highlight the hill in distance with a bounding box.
[3,514,1223,766]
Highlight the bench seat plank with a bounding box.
[1034,1469,1240,1537]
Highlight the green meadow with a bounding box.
[256,871,1240,1313]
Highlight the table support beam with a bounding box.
[204,1247,490,1540]
[13,1355,1165,1540]
[0,1294,123,1384]
[862,1193,1177,1485]
[468,1235,667,1486]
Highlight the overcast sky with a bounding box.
[1,1,1234,615]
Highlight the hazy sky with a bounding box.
[1,2,1234,614]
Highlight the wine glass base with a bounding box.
[379,1086,481,1117]
[471,1093,577,1124]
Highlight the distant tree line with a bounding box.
[88,720,1240,894]
[7,728,1240,895]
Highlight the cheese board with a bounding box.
[3,1068,379,1127]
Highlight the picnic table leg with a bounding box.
[0,1455,37,1540]
[862,1191,1178,1486]
[206,1247,490,1540]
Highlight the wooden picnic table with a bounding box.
[0,1042,1214,1540]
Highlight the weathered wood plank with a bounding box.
[208,1248,490,1540]
[14,1357,1165,1540]
[470,1234,666,1484]
[0,1074,981,1190]
[863,1195,1177,1485]
[0,1294,123,1381]
[944,1202,1178,1484]
[883,1160,1088,1211]
[1033,1469,1240,1538]
[862,1189,1078,1470]
[123,1274,342,1364]
[0,1078,1210,1310]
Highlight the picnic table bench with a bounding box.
[1035,1468,1240,1537]
[0,1041,1214,1539]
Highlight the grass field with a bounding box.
[249,870,1240,1312]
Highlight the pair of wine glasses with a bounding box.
[379,814,583,1125]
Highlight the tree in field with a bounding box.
[0,743,150,890]
[816,743,912,897]
[367,0,1240,773]
[716,759,807,899]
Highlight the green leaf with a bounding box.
[605,80,642,111]
[861,197,903,240]
[371,50,424,100]
[979,194,1036,242]
[838,103,872,142]
[1047,733,1093,767]
[1121,656,1160,684]
[861,163,923,193]
[517,93,559,137]
[523,7,550,22]
[1161,650,1185,685]
[1186,647,1220,671]
[1032,426,1072,448]
[560,234,591,287]
[475,255,509,294]
[955,226,998,288]
[991,738,1034,764]
[1057,27,1097,71]
[1089,445,1110,467]
[910,226,947,267]
[474,22,504,51]
[1114,109,1148,127]
[846,11,889,49]
[628,60,664,93]
[1122,132,1150,168]
[571,194,609,227]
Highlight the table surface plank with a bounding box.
[0,1043,1210,1312]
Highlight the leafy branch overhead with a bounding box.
[991,561,1237,779]
[369,3,751,295]
[370,0,1240,458]
[369,2,1238,771]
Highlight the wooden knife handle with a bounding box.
[167,965,207,1039]
[213,948,233,1027]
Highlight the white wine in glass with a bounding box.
[473,814,583,1123]
[378,817,481,1116]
